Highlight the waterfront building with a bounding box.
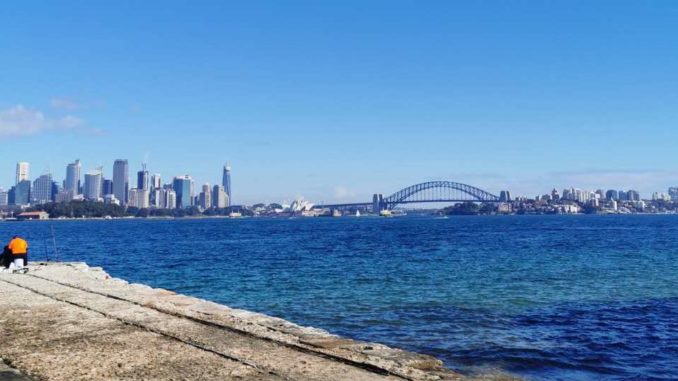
[212,185,228,208]
[32,173,54,205]
[16,162,30,185]
[102,179,113,196]
[172,175,192,208]
[84,170,103,201]
[199,183,212,209]
[64,159,81,198]
[618,190,628,201]
[113,159,129,205]
[222,164,231,206]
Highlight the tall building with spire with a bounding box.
[222,164,231,206]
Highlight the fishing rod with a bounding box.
[49,222,60,262]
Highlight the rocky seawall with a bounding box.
[0,263,517,381]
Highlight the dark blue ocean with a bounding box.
[3,215,677,380]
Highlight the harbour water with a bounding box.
[2,215,677,380]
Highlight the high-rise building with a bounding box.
[128,188,150,208]
[199,183,212,209]
[222,164,231,206]
[151,174,161,190]
[102,179,114,196]
[551,188,560,201]
[212,185,228,208]
[627,190,640,202]
[0,188,8,207]
[618,190,628,201]
[84,170,103,201]
[13,180,31,206]
[164,188,177,209]
[668,187,678,201]
[65,159,81,198]
[16,162,30,185]
[113,159,129,205]
[32,173,54,205]
[606,190,618,201]
[172,175,192,208]
[137,167,149,190]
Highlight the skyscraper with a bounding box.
[669,187,678,201]
[212,185,228,208]
[172,175,192,208]
[84,170,103,201]
[15,162,29,185]
[13,180,31,206]
[102,179,114,196]
[65,159,81,197]
[199,183,212,209]
[222,164,231,206]
[32,173,54,205]
[113,159,129,205]
[137,165,149,190]
[151,174,161,190]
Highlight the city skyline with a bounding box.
[1,2,678,203]
[2,157,678,210]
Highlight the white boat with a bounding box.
[355,210,361,217]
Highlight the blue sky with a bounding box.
[1,1,677,204]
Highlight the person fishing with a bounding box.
[2,235,29,268]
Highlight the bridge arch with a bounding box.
[382,181,499,210]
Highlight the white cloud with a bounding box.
[50,97,79,111]
[0,104,98,139]
[333,185,356,199]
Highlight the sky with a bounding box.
[1,1,677,204]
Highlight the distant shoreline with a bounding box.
[3,212,678,222]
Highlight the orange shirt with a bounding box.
[8,238,28,255]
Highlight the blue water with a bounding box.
[3,215,677,380]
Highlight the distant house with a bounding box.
[17,211,50,220]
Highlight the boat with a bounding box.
[355,210,361,217]
[379,210,392,217]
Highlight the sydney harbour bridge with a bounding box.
[316,181,510,211]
